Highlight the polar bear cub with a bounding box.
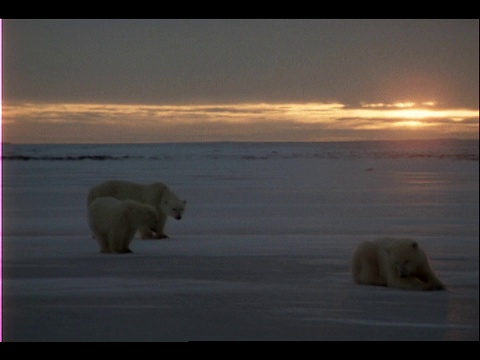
[88,197,158,253]
[87,180,186,239]
[352,237,445,291]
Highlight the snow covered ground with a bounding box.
[2,140,478,341]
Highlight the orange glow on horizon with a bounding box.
[361,101,437,109]
[392,120,430,128]
[2,100,478,143]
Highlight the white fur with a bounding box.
[351,237,445,291]
[88,197,158,253]
[88,180,186,239]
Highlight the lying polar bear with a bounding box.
[352,237,445,291]
[88,180,186,239]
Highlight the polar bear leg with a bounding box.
[109,227,134,254]
[428,277,446,290]
[139,226,156,239]
[154,213,168,238]
[386,276,433,291]
[415,264,446,290]
[352,241,387,286]
[121,228,136,253]
[354,259,387,286]
[141,213,168,239]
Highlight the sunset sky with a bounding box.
[2,19,479,143]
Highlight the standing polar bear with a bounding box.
[352,238,445,291]
[88,197,159,253]
[87,180,186,239]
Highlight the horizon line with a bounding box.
[4,137,479,147]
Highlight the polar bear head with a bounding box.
[160,189,186,220]
[384,239,429,278]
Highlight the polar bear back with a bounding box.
[87,180,167,208]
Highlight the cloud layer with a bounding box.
[3,101,478,144]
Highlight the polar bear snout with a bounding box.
[171,208,184,220]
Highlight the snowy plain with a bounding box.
[2,140,479,341]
